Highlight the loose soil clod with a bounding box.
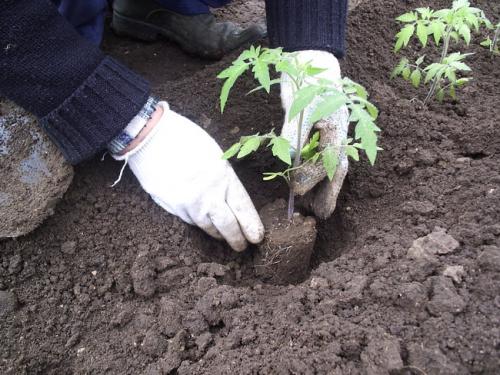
[254,199,317,285]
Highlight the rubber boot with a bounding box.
[112,0,266,59]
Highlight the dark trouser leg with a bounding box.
[112,0,266,59]
[51,0,109,45]
[155,0,232,15]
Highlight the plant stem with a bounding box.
[287,109,305,221]
[492,27,499,53]
[424,28,451,105]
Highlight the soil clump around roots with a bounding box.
[1,0,500,374]
[254,199,317,285]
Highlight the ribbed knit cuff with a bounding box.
[40,57,151,164]
[265,0,348,58]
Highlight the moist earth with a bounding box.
[254,199,317,285]
[1,0,500,374]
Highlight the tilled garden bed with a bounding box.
[1,0,499,374]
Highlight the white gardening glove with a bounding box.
[280,50,349,219]
[114,101,264,252]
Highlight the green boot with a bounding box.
[112,0,266,59]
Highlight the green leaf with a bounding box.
[445,68,457,83]
[219,62,249,112]
[424,63,443,83]
[252,60,271,93]
[430,21,445,45]
[269,136,292,165]
[402,66,411,80]
[391,58,408,79]
[276,59,298,77]
[263,172,280,181]
[237,136,261,158]
[246,78,281,95]
[345,145,360,161]
[480,38,492,47]
[415,55,426,65]
[365,102,379,120]
[455,77,470,86]
[395,24,415,52]
[353,83,368,100]
[450,61,471,71]
[410,69,422,88]
[416,22,428,47]
[288,85,322,122]
[396,12,417,23]
[222,143,241,160]
[310,94,346,123]
[354,117,379,165]
[305,66,328,76]
[458,24,471,45]
[322,146,338,181]
[301,131,320,159]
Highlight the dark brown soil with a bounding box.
[1,0,500,374]
[255,199,317,285]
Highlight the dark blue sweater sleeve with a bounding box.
[0,0,150,164]
[265,0,348,58]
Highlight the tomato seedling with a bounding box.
[481,22,500,55]
[392,0,491,104]
[218,46,380,219]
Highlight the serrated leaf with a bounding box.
[288,85,322,122]
[222,143,241,160]
[322,146,338,181]
[410,69,422,88]
[395,24,415,52]
[416,22,428,47]
[354,119,379,165]
[237,136,261,158]
[269,136,292,165]
[430,21,445,45]
[459,24,471,45]
[252,60,271,93]
[219,63,250,112]
[345,145,360,161]
[396,12,417,23]
[450,61,471,71]
[310,94,346,124]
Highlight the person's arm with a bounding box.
[265,0,348,57]
[0,0,150,164]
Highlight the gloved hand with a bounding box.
[113,101,264,252]
[280,50,349,219]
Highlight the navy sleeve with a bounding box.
[265,0,348,58]
[0,0,150,164]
